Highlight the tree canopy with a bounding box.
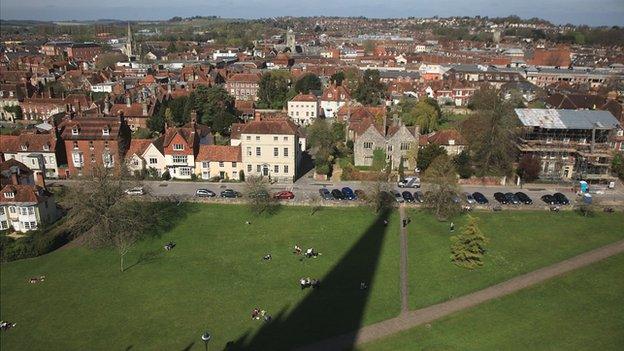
[257,71,291,109]
[450,215,488,269]
[353,69,386,106]
[423,154,461,220]
[399,98,442,133]
[293,73,321,94]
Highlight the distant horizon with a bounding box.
[1,0,623,27]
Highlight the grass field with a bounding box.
[1,205,623,350]
[406,210,624,309]
[358,253,624,350]
[0,204,401,350]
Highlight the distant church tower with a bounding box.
[286,28,296,53]
[125,22,136,60]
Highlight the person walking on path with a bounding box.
[450,222,455,232]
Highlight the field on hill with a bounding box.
[359,253,624,350]
[1,205,623,350]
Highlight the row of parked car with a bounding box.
[195,188,296,200]
[473,191,570,206]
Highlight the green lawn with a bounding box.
[406,210,624,309]
[2,206,623,350]
[0,204,400,350]
[358,253,624,351]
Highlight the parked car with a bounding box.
[494,192,508,204]
[472,192,488,204]
[125,187,145,196]
[220,189,240,198]
[402,191,414,203]
[331,189,345,200]
[354,189,366,200]
[504,192,520,205]
[274,191,295,200]
[195,189,215,197]
[341,187,357,200]
[553,192,570,205]
[397,176,421,188]
[464,192,476,204]
[515,192,532,205]
[392,190,405,203]
[319,188,333,200]
[413,191,424,203]
[541,194,556,205]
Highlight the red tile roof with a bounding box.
[321,84,350,101]
[0,184,49,204]
[59,116,123,140]
[227,73,261,83]
[196,145,242,162]
[126,139,153,157]
[290,93,318,102]
[423,129,465,146]
[239,118,299,136]
[0,133,56,153]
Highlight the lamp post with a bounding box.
[201,331,211,351]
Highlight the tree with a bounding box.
[363,40,375,54]
[2,105,23,120]
[307,119,336,173]
[166,41,177,53]
[417,144,447,172]
[365,174,394,213]
[257,71,291,109]
[95,52,127,70]
[398,157,405,179]
[399,98,442,133]
[294,73,321,94]
[612,153,624,180]
[190,86,239,134]
[423,154,461,220]
[517,155,541,182]
[372,148,387,172]
[406,142,419,171]
[450,215,488,269]
[65,166,164,271]
[461,87,517,176]
[331,121,346,142]
[330,72,345,86]
[453,150,473,179]
[353,69,386,106]
[244,176,278,215]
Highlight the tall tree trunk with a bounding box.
[120,253,124,272]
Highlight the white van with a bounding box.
[397,177,421,188]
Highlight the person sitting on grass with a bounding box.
[293,245,302,255]
[0,321,16,331]
[263,253,272,261]
[360,281,368,290]
[300,277,308,289]
[251,308,260,320]
[311,279,321,289]
[305,248,319,258]
[164,242,176,251]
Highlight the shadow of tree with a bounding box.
[225,208,392,351]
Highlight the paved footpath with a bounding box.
[398,205,409,313]
[298,239,624,351]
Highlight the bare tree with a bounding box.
[244,176,278,215]
[65,166,152,271]
[365,172,394,213]
[308,194,323,216]
[423,154,461,220]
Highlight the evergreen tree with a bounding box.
[353,69,386,106]
[294,73,321,94]
[450,216,488,269]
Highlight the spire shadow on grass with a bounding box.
[225,208,392,351]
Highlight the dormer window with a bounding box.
[5,192,15,199]
[43,144,50,151]
[72,126,79,135]
[102,127,110,136]
[20,144,28,151]
[173,144,184,151]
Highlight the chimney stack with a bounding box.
[10,167,19,185]
[190,110,197,125]
[35,171,46,189]
[126,95,131,107]
[142,101,148,116]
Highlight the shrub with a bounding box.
[161,170,171,180]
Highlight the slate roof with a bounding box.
[515,109,620,130]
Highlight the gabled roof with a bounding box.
[126,139,153,157]
[290,93,318,102]
[0,184,50,204]
[59,116,123,140]
[196,145,242,162]
[424,129,465,146]
[321,84,350,101]
[0,133,56,153]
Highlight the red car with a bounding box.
[273,191,295,200]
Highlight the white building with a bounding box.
[320,84,351,119]
[0,184,60,233]
[231,119,304,182]
[0,134,61,178]
[287,93,319,126]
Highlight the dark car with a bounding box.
[319,188,333,200]
[472,192,488,204]
[220,189,240,198]
[515,192,532,205]
[504,192,520,205]
[541,194,556,205]
[402,191,414,203]
[553,192,570,205]
[274,191,295,200]
[341,187,356,200]
[413,191,424,203]
[354,189,366,200]
[331,189,345,200]
[494,192,508,204]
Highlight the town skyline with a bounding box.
[1,0,624,26]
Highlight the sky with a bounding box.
[1,0,623,26]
